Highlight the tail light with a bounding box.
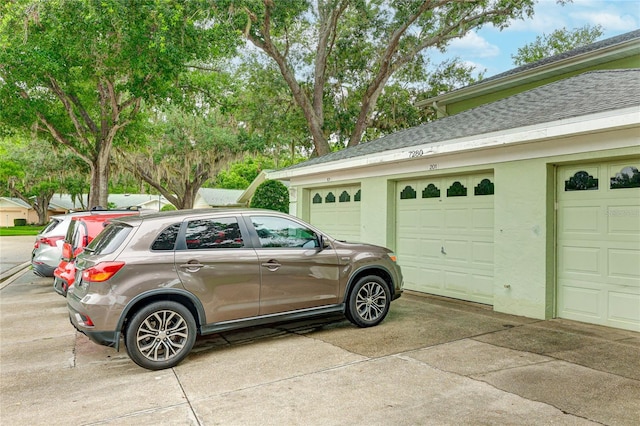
[39,236,64,247]
[61,242,73,260]
[82,261,125,283]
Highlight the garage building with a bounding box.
[269,62,640,332]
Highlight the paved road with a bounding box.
[0,235,34,274]
[1,236,639,425]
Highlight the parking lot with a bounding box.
[1,235,639,425]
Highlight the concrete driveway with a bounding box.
[1,236,639,425]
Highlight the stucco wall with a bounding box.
[492,159,552,319]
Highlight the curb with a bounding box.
[0,262,31,289]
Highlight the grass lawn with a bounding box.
[0,225,45,236]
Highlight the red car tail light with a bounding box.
[82,262,125,283]
[40,236,64,247]
[61,242,73,260]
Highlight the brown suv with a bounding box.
[68,209,403,370]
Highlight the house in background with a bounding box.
[267,30,640,332]
[1,188,247,225]
[0,197,38,227]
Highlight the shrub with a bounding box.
[161,204,177,211]
[13,218,27,226]
[250,180,289,213]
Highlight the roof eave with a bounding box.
[267,106,639,181]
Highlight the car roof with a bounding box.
[108,208,282,225]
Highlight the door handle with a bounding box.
[261,260,281,271]
[179,261,205,271]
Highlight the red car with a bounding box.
[53,211,140,296]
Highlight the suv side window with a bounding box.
[251,216,319,248]
[151,223,182,251]
[184,217,244,249]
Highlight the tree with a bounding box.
[220,0,561,156]
[250,180,289,213]
[118,108,245,210]
[0,0,236,208]
[512,24,604,66]
[0,137,78,224]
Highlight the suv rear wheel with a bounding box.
[125,301,196,370]
[346,276,390,327]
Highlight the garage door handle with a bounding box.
[441,246,447,255]
[261,261,281,271]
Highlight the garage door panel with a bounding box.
[561,246,601,275]
[558,159,640,331]
[396,173,494,305]
[473,208,494,229]
[421,239,442,260]
[561,206,600,233]
[442,239,469,262]
[444,208,468,229]
[608,291,640,327]
[472,242,494,264]
[559,285,601,318]
[607,206,640,234]
[608,248,640,280]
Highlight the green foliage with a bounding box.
[0,0,241,207]
[161,204,177,211]
[250,180,289,213]
[512,25,604,66]
[220,0,542,155]
[119,106,246,209]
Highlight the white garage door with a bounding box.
[557,160,640,331]
[309,185,361,241]
[396,173,495,305]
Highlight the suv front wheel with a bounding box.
[125,301,197,370]
[346,275,391,328]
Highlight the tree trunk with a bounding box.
[88,143,111,209]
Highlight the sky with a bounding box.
[438,0,640,78]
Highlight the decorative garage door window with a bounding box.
[325,192,336,203]
[354,190,361,201]
[475,179,494,195]
[447,181,467,197]
[422,184,440,198]
[339,191,350,202]
[565,171,598,191]
[610,166,640,189]
[400,185,417,199]
[312,194,322,204]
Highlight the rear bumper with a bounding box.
[68,306,120,348]
[32,262,55,277]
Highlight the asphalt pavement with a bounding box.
[0,235,639,425]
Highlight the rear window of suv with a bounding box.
[42,218,63,234]
[86,223,132,255]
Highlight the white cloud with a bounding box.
[448,32,500,58]
[571,10,638,31]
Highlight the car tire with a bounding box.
[125,301,197,370]
[346,275,390,328]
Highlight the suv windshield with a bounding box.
[86,223,132,255]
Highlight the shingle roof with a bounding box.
[285,69,640,170]
[197,188,244,206]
